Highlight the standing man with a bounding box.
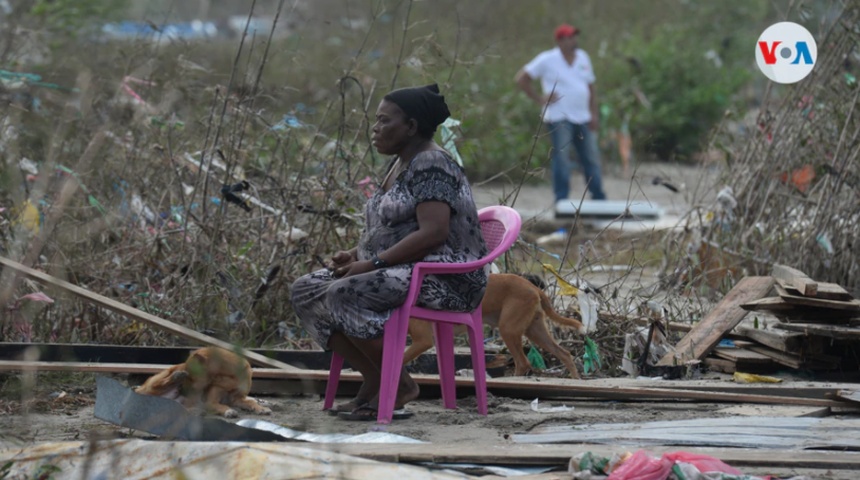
[515,23,607,202]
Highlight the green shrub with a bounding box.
[596,1,769,161]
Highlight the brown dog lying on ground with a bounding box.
[405,273,587,378]
[135,346,272,418]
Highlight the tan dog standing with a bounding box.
[135,347,272,418]
[405,273,586,378]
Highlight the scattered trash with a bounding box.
[455,369,491,380]
[527,345,546,370]
[536,228,568,245]
[569,449,773,480]
[16,292,54,304]
[569,450,629,478]
[356,176,376,198]
[621,322,673,378]
[582,337,602,375]
[221,180,253,212]
[271,113,306,131]
[12,200,40,234]
[101,20,219,42]
[238,419,424,444]
[150,115,184,129]
[56,165,107,215]
[541,263,579,296]
[715,186,737,220]
[578,290,599,332]
[651,176,680,193]
[0,68,77,92]
[778,164,816,193]
[530,398,574,413]
[120,75,155,110]
[816,232,834,255]
[18,157,38,175]
[440,117,465,167]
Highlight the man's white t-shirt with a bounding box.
[523,47,595,124]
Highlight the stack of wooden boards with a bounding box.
[656,265,860,375]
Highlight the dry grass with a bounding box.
[0,1,853,377]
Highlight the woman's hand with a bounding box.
[330,250,357,269]
[335,260,374,278]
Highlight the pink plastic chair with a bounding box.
[323,205,522,423]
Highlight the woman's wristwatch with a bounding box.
[371,255,389,269]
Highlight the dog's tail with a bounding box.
[539,291,587,334]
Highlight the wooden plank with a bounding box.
[512,416,860,449]
[836,390,860,404]
[735,325,805,352]
[658,276,775,366]
[741,296,796,312]
[743,296,859,323]
[8,355,855,398]
[777,279,853,301]
[814,282,854,300]
[526,416,860,435]
[776,322,860,340]
[0,256,300,372]
[713,347,775,365]
[0,360,320,379]
[774,283,860,311]
[703,357,736,373]
[632,317,747,341]
[0,360,846,407]
[307,443,860,469]
[746,345,839,370]
[773,264,818,297]
[716,404,831,418]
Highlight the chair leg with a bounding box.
[377,307,410,424]
[323,352,345,411]
[433,322,457,410]
[468,313,488,415]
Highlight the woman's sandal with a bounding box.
[326,399,369,416]
[337,404,414,421]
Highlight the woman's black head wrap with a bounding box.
[383,83,451,138]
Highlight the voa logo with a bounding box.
[755,22,817,84]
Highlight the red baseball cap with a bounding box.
[554,24,579,40]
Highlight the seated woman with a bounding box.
[290,84,488,421]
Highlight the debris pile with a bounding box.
[651,265,859,377]
[724,264,860,374]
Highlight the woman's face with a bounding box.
[372,99,414,155]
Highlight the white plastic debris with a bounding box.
[577,291,599,333]
[238,419,425,444]
[530,398,574,413]
[18,157,39,175]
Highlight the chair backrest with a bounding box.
[478,206,522,264]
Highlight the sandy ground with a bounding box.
[2,377,858,479]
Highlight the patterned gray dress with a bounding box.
[291,150,489,349]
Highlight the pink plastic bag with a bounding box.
[607,450,673,480]
[662,451,743,475]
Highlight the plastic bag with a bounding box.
[607,450,673,480]
[663,451,742,476]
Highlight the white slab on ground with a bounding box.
[555,199,665,220]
